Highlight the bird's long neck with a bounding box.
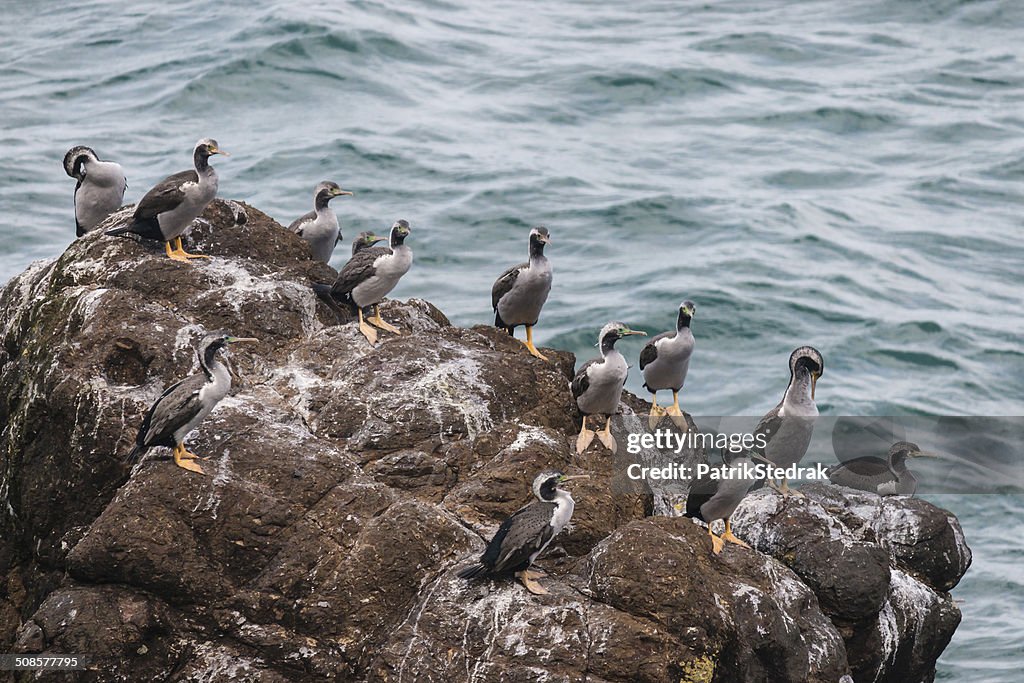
[782,366,815,411]
[194,149,214,179]
[890,453,910,475]
[676,310,692,335]
[199,344,226,382]
[314,193,334,214]
[529,239,546,265]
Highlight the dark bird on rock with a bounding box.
[827,441,938,495]
[124,331,257,475]
[315,220,413,345]
[682,451,759,554]
[750,346,824,496]
[457,471,588,595]
[572,322,647,454]
[491,226,553,360]
[64,146,127,236]
[288,180,353,263]
[106,138,227,261]
[640,300,695,429]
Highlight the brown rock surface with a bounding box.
[0,200,968,682]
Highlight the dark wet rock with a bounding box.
[371,517,849,683]
[0,199,968,682]
[731,484,970,683]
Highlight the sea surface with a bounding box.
[1,0,1022,678]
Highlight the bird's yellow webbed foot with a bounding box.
[524,326,549,361]
[597,417,617,452]
[709,526,725,554]
[367,305,401,334]
[668,390,687,429]
[173,237,210,260]
[357,308,378,345]
[517,569,550,595]
[173,444,205,475]
[648,394,664,430]
[576,416,595,454]
[722,519,750,548]
[165,241,189,262]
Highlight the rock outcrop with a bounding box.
[0,200,970,682]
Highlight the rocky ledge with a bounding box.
[0,201,970,682]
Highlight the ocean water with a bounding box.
[1,0,1022,678]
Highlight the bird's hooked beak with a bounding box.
[540,234,551,244]
[226,336,258,344]
[334,188,354,197]
[909,449,941,459]
[620,327,647,337]
[811,371,821,401]
[210,146,230,157]
[558,474,590,483]
[682,303,695,317]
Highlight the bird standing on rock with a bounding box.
[288,181,353,263]
[106,138,227,261]
[491,226,553,360]
[318,220,413,345]
[64,146,127,236]
[750,346,824,496]
[124,331,257,475]
[827,441,938,495]
[640,300,695,429]
[458,471,588,595]
[572,322,647,454]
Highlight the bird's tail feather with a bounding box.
[456,563,489,580]
[312,283,355,321]
[105,224,133,237]
[124,443,146,464]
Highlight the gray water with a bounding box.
[1,0,1022,678]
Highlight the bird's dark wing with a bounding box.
[684,474,721,522]
[483,501,557,574]
[491,263,526,310]
[331,246,391,297]
[744,401,784,491]
[288,210,316,235]
[571,359,600,400]
[133,170,197,222]
[750,402,784,457]
[828,456,896,479]
[639,332,672,371]
[137,372,206,448]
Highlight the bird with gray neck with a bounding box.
[491,226,553,360]
[457,471,588,595]
[750,346,824,496]
[682,450,759,554]
[350,230,384,256]
[572,322,647,454]
[640,300,695,429]
[828,441,938,495]
[64,146,127,236]
[106,138,228,261]
[124,331,257,475]
[288,181,353,263]
[320,220,413,345]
